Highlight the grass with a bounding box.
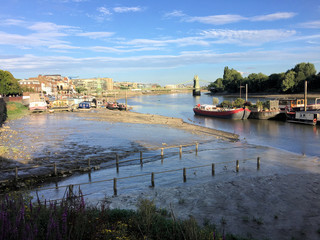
[6,102,29,120]
[0,191,255,240]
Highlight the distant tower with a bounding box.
[193,75,201,96]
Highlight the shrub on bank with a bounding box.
[0,192,254,240]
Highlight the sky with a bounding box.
[1,0,320,86]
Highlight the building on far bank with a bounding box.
[73,77,113,95]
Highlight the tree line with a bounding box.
[208,62,320,94]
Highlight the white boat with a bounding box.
[29,101,47,112]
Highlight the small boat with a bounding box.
[107,102,119,110]
[29,101,47,112]
[193,104,251,120]
[118,103,127,111]
[78,101,91,110]
[50,99,74,111]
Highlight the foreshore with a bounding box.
[1,94,320,239]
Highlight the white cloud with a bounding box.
[201,29,297,45]
[164,10,186,18]
[97,7,112,16]
[298,20,320,28]
[49,44,81,49]
[166,12,296,25]
[186,15,247,25]
[76,32,115,39]
[113,6,143,13]
[251,12,297,21]
[28,22,73,32]
[1,19,26,27]
[122,36,210,47]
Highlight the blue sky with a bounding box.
[1,0,320,85]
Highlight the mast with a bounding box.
[304,80,307,112]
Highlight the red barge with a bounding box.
[193,104,251,120]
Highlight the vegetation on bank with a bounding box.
[208,62,320,94]
[0,193,253,240]
[6,102,29,120]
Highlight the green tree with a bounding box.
[76,86,87,94]
[291,62,317,92]
[223,66,243,93]
[281,70,296,92]
[246,73,269,92]
[0,70,22,96]
[208,78,224,92]
[293,62,316,79]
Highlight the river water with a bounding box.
[128,93,320,157]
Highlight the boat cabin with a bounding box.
[78,101,91,109]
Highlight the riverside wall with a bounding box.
[0,98,7,126]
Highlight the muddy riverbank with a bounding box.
[0,109,236,191]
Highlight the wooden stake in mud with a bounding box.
[257,157,260,170]
[151,172,155,187]
[116,154,119,173]
[15,167,18,181]
[53,163,57,176]
[113,178,117,196]
[125,90,128,111]
[161,148,164,157]
[195,142,198,155]
[236,160,239,172]
[140,151,143,167]
[212,163,215,176]
[183,168,186,182]
[179,145,182,158]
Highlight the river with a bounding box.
[127,93,320,157]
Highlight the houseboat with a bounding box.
[193,104,251,120]
[286,111,319,125]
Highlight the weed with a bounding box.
[252,216,263,225]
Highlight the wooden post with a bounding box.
[140,151,143,167]
[125,90,128,111]
[53,163,57,176]
[183,168,186,182]
[195,142,198,154]
[161,148,164,157]
[113,178,117,196]
[257,157,260,170]
[15,167,18,180]
[236,160,239,172]
[116,154,119,173]
[212,163,215,176]
[179,145,182,158]
[68,185,74,199]
[151,172,155,187]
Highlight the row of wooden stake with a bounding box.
[113,157,261,196]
